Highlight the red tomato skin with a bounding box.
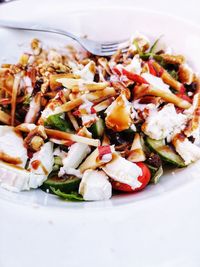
[111,162,151,192]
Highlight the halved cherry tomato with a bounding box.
[111,162,151,192]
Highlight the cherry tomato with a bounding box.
[111,162,151,192]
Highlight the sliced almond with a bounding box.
[128,133,146,162]
[134,84,191,109]
[45,128,100,147]
[0,110,11,125]
[152,61,183,92]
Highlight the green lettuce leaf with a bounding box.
[50,187,84,201]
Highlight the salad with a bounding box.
[0,33,200,202]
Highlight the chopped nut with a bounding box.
[178,64,194,84]
[24,125,47,152]
[30,136,44,151]
[19,54,29,66]
[160,54,185,65]
[31,38,42,56]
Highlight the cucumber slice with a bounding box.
[146,137,186,167]
[89,118,105,139]
[41,174,81,193]
[45,114,74,133]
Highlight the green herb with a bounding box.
[45,114,73,132]
[50,187,84,201]
[139,52,162,62]
[149,35,163,53]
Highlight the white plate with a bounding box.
[0,2,200,267]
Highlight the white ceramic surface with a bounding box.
[0,2,200,267]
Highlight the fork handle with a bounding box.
[0,19,78,41]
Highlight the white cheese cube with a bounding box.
[79,170,112,201]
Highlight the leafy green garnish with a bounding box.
[45,114,73,132]
[149,35,163,53]
[139,52,163,62]
[50,187,84,201]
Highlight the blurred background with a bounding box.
[0,0,200,25]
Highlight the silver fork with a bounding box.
[0,20,129,56]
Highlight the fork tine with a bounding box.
[101,40,129,52]
[101,38,128,46]
[101,43,120,48]
[99,47,129,56]
[101,45,119,51]
[101,44,129,53]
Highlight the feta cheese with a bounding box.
[0,161,47,192]
[103,154,142,190]
[28,142,54,188]
[141,73,170,92]
[143,104,187,141]
[0,126,27,168]
[174,138,200,165]
[79,169,112,201]
[77,61,95,81]
[59,143,91,177]
[29,142,54,177]
[124,55,142,75]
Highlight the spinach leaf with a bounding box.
[50,187,84,201]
